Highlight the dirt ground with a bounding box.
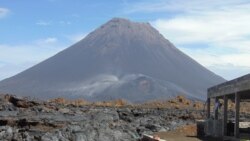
[154,124,219,141]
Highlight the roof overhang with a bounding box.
[208,74,250,99]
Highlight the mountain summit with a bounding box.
[0,18,225,102]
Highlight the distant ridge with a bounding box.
[0,18,225,102]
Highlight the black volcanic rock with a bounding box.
[0,18,225,101]
[0,94,205,141]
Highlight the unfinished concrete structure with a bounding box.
[206,73,250,140]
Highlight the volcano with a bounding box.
[0,18,225,102]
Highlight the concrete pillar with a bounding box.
[207,98,210,119]
[215,97,219,120]
[235,93,240,138]
[223,95,228,136]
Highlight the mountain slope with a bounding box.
[0,18,225,102]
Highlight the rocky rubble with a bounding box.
[0,94,205,141]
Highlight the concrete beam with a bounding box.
[208,74,250,98]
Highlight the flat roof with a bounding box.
[208,73,250,99]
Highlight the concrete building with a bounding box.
[206,73,250,140]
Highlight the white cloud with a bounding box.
[180,47,250,68]
[71,14,80,18]
[0,8,10,18]
[47,0,57,2]
[125,0,250,79]
[36,37,58,44]
[36,21,51,26]
[0,32,88,80]
[36,20,72,26]
[0,62,35,81]
[208,64,250,81]
[152,9,250,47]
[124,0,249,14]
[0,38,68,80]
[67,33,87,43]
[59,21,71,25]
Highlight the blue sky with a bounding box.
[1,0,250,81]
